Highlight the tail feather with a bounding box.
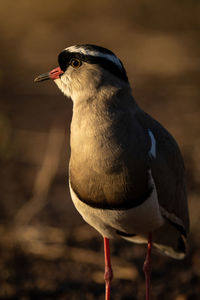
[153,221,187,259]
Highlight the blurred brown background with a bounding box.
[0,1,200,299]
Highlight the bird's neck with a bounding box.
[72,85,137,118]
[70,86,138,169]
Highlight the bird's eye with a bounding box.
[70,58,82,68]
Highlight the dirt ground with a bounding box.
[0,1,200,299]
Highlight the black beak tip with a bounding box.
[34,72,51,83]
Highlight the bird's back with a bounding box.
[135,109,189,235]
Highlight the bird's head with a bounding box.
[34,44,130,101]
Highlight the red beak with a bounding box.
[34,67,64,82]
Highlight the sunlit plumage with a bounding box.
[35,44,189,300]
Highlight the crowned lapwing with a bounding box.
[34,44,189,300]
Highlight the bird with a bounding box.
[34,44,189,300]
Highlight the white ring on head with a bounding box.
[65,45,123,69]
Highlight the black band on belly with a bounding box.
[70,179,154,210]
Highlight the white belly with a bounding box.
[69,171,164,242]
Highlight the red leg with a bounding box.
[104,237,113,300]
[143,233,152,300]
